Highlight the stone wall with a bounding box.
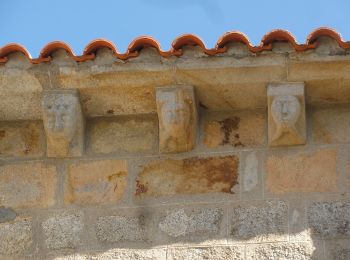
[0,107,349,259]
[0,38,350,259]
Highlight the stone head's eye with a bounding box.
[47,105,52,109]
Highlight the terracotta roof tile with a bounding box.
[1,27,349,64]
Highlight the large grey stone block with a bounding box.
[42,212,84,249]
[0,218,32,255]
[308,201,350,238]
[231,200,288,241]
[96,215,146,243]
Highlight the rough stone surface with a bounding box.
[42,212,84,249]
[87,116,158,155]
[42,89,84,158]
[75,248,166,260]
[96,215,145,243]
[203,111,265,148]
[0,218,32,255]
[266,149,338,193]
[312,106,350,144]
[0,162,57,209]
[0,121,44,157]
[327,240,350,260]
[65,160,128,205]
[156,86,198,153]
[136,155,239,198]
[308,201,350,238]
[267,83,306,146]
[246,242,315,260]
[231,201,288,241]
[167,246,244,260]
[0,207,17,223]
[158,208,223,238]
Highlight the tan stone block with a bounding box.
[136,155,239,198]
[65,160,128,205]
[0,121,44,157]
[156,86,198,154]
[288,59,350,106]
[0,162,57,209]
[312,107,350,144]
[267,83,306,146]
[203,110,265,148]
[87,116,158,155]
[266,149,338,194]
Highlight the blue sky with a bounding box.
[1,0,350,57]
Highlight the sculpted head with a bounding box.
[43,93,79,142]
[271,95,301,128]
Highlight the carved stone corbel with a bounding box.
[267,82,306,146]
[156,86,198,153]
[42,89,84,157]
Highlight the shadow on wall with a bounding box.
[33,196,350,260]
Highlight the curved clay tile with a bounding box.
[172,34,224,55]
[261,29,314,51]
[84,39,119,55]
[307,27,350,48]
[128,36,162,52]
[127,36,181,58]
[40,41,95,62]
[216,31,252,48]
[1,28,350,64]
[0,43,32,59]
[40,41,76,58]
[215,31,270,52]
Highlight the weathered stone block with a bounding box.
[324,239,350,260]
[87,116,158,155]
[96,215,146,243]
[312,107,350,144]
[203,111,265,148]
[267,83,306,146]
[65,160,128,205]
[246,242,315,260]
[308,201,350,238]
[266,149,338,194]
[242,152,261,197]
[135,155,239,198]
[42,89,84,157]
[75,248,166,260]
[0,121,44,157]
[167,246,244,260]
[231,201,288,242]
[42,212,84,249]
[158,208,223,238]
[0,218,32,256]
[0,162,57,209]
[156,86,198,153]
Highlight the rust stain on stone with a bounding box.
[22,124,39,154]
[0,130,6,139]
[135,180,148,195]
[108,171,127,192]
[220,117,240,145]
[135,155,239,198]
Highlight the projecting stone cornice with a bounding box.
[0,37,350,121]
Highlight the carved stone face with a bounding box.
[271,95,301,127]
[43,95,78,141]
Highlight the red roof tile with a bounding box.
[1,28,349,64]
